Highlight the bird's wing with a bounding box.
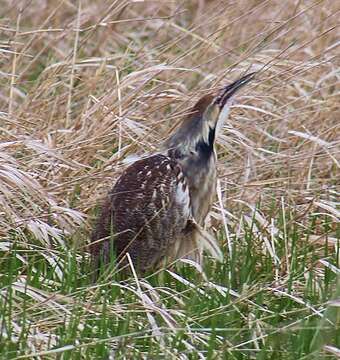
[108,153,191,271]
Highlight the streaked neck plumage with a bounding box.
[162,73,255,224]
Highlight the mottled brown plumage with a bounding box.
[90,73,255,275]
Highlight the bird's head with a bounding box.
[163,72,255,158]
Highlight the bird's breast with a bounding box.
[175,152,217,225]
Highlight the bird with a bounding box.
[90,72,255,276]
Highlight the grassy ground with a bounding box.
[1,0,339,359]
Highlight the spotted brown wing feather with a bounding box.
[90,154,191,273]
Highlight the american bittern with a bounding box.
[90,72,255,275]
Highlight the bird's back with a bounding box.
[90,154,191,273]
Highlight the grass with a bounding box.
[0,0,339,358]
[1,209,339,359]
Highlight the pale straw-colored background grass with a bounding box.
[1,0,338,245]
[1,0,339,358]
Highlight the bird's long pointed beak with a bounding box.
[215,72,256,109]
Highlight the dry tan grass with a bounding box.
[1,0,339,247]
